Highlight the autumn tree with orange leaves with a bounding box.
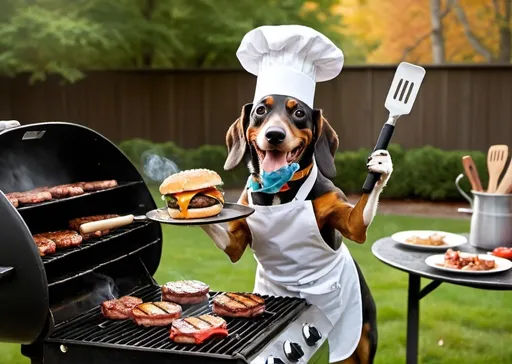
[340,0,512,64]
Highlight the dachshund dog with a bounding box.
[201,95,393,364]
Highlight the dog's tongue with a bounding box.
[262,150,288,172]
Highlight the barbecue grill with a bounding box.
[0,122,333,364]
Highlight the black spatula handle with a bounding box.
[362,123,395,193]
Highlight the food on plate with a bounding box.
[32,185,84,198]
[442,249,496,271]
[162,280,210,305]
[159,169,225,219]
[34,230,83,249]
[101,296,143,320]
[33,236,57,256]
[491,247,512,260]
[169,314,228,344]
[6,195,18,208]
[131,301,182,327]
[7,191,52,205]
[69,214,120,240]
[212,292,265,318]
[405,232,447,246]
[76,180,118,192]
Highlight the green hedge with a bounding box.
[118,139,487,201]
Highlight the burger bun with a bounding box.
[160,169,222,195]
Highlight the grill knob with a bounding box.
[302,324,322,346]
[283,340,304,362]
[265,356,285,364]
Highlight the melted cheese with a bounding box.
[173,187,224,217]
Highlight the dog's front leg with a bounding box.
[313,149,393,244]
[362,149,393,226]
[200,190,252,263]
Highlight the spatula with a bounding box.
[486,145,508,193]
[461,155,484,192]
[362,62,426,193]
[496,157,512,194]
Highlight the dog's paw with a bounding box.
[367,149,393,185]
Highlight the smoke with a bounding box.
[141,150,180,183]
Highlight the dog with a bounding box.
[202,95,393,364]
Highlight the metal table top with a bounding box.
[372,235,512,290]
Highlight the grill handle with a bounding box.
[0,266,14,281]
[79,214,142,234]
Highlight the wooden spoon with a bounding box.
[496,158,512,194]
[462,156,484,192]
[486,145,509,193]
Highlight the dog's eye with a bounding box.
[255,106,266,115]
[294,109,305,118]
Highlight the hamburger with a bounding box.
[159,169,225,219]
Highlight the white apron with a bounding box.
[246,161,363,363]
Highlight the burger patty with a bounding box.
[167,195,219,209]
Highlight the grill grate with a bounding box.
[17,181,143,211]
[47,285,308,360]
[41,221,154,264]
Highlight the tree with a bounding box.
[0,0,357,82]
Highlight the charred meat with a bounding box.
[33,236,57,256]
[169,314,228,345]
[101,296,143,320]
[131,302,182,327]
[7,191,52,205]
[34,230,83,249]
[6,195,18,208]
[69,214,119,240]
[32,185,85,199]
[78,180,118,192]
[162,280,210,305]
[212,293,266,318]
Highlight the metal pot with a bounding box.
[455,174,512,250]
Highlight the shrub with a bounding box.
[117,138,487,201]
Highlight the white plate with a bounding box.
[425,253,512,274]
[391,230,467,250]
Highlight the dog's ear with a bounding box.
[224,103,253,170]
[313,109,339,179]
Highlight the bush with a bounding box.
[117,139,487,201]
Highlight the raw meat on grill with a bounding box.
[33,236,57,256]
[212,293,266,318]
[78,180,118,192]
[68,214,119,240]
[101,296,143,320]
[34,230,83,249]
[6,195,18,208]
[169,314,228,345]
[161,280,210,305]
[6,191,52,205]
[131,302,182,327]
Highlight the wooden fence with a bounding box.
[1,65,511,152]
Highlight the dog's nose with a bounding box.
[265,127,286,145]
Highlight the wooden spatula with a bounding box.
[496,158,512,194]
[462,156,484,192]
[487,145,509,193]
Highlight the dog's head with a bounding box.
[224,95,339,179]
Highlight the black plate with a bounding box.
[145,203,255,225]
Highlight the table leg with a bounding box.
[406,274,421,364]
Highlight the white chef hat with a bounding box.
[236,25,344,109]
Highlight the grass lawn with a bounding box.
[1,206,510,363]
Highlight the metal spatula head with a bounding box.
[385,62,426,117]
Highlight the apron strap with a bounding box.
[246,176,254,205]
[294,158,318,201]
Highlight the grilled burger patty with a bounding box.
[131,302,182,327]
[34,230,83,249]
[166,195,219,209]
[7,191,52,205]
[101,296,143,320]
[169,314,228,345]
[33,236,57,256]
[212,293,266,318]
[162,280,210,305]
